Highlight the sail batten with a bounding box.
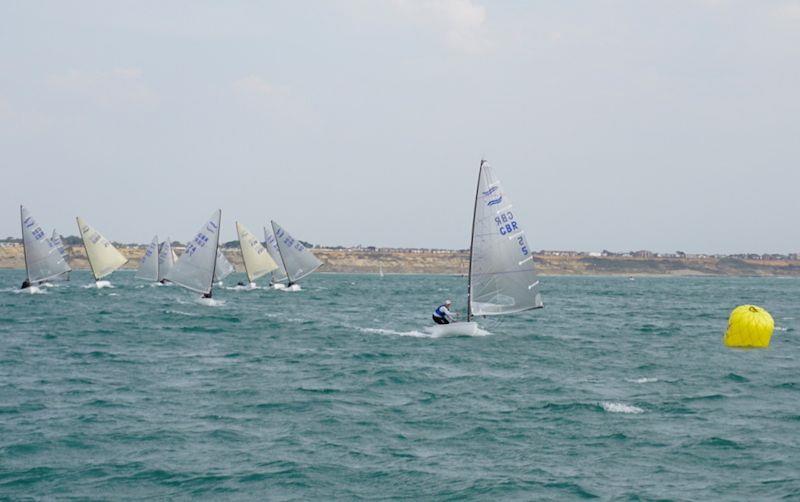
[20,206,72,283]
[166,210,222,294]
[236,222,277,283]
[270,221,322,283]
[76,217,127,280]
[136,236,159,282]
[467,161,543,319]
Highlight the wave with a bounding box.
[356,326,490,338]
[628,377,658,384]
[599,401,645,414]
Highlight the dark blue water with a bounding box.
[1,271,798,499]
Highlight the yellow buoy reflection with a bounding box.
[724,305,774,348]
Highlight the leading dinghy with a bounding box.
[19,206,72,291]
[76,216,127,287]
[428,159,543,336]
[263,226,289,288]
[166,210,222,301]
[270,220,323,291]
[236,222,278,288]
[135,236,160,283]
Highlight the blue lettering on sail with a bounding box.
[487,196,502,206]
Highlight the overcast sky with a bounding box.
[1,1,798,253]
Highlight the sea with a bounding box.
[0,270,798,500]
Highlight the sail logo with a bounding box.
[487,196,503,206]
[482,186,499,196]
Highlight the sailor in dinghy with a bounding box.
[427,159,543,336]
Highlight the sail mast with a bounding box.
[236,223,252,283]
[76,217,99,281]
[271,220,293,283]
[20,206,30,283]
[466,159,485,322]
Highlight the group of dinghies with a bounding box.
[20,206,322,298]
[134,212,321,298]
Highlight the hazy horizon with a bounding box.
[2,1,798,254]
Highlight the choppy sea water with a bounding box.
[0,270,798,500]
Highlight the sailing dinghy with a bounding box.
[50,229,70,282]
[157,239,177,283]
[19,206,71,291]
[236,222,278,288]
[76,216,128,287]
[166,210,222,301]
[270,220,323,291]
[264,226,289,288]
[428,159,543,336]
[135,236,160,283]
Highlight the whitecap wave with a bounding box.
[600,401,644,414]
[83,281,113,289]
[15,286,46,295]
[628,377,658,384]
[196,297,225,307]
[357,325,491,339]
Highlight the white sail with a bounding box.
[166,210,222,294]
[50,229,71,281]
[136,235,159,282]
[236,222,278,283]
[20,206,71,283]
[270,221,323,283]
[157,239,176,282]
[214,247,235,282]
[76,216,127,280]
[263,226,288,283]
[51,230,68,261]
[468,160,543,318]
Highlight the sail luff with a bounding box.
[466,160,484,322]
[21,206,30,282]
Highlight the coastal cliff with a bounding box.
[1,244,799,276]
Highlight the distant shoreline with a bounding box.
[2,244,799,277]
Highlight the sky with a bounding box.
[1,1,798,254]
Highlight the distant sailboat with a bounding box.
[76,216,128,287]
[214,247,235,284]
[135,236,160,282]
[236,222,278,288]
[379,264,385,278]
[432,160,543,335]
[166,210,222,299]
[263,226,289,288]
[157,239,176,283]
[19,206,71,290]
[50,229,70,281]
[270,220,323,291]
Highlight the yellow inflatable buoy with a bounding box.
[724,305,774,348]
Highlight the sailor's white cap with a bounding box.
[445,300,452,305]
